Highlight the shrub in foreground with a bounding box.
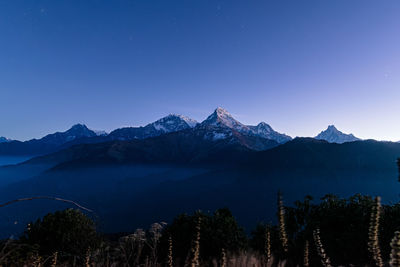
[21,208,100,258]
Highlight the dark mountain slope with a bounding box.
[246,138,400,172]
[0,124,98,156]
[16,136,400,174]
[23,126,278,170]
[1,137,400,236]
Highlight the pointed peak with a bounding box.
[65,123,96,136]
[155,114,180,122]
[214,107,231,117]
[39,123,97,144]
[254,122,273,132]
[257,122,272,128]
[215,106,227,112]
[316,125,359,144]
[203,107,236,123]
[327,125,338,131]
[202,107,243,129]
[248,122,292,143]
[70,123,89,130]
[165,113,182,118]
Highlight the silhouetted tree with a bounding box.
[22,209,100,258]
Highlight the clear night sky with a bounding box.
[1,0,400,141]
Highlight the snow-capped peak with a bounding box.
[202,107,248,131]
[254,122,274,133]
[248,122,292,143]
[168,114,198,128]
[0,136,11,143]
[201,108,292,143]
[215,107,231,117]
[327,125,339,131]
[150,114,198,133]
[315,125,360,144]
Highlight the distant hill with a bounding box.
[24,126,278,170]
[16,134,400,173]
[0,124,98,156]
[247,137,400,172]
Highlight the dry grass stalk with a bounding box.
[32,252,42,267]
[51,251,58,267]
[313,228,332,267]
[221,248,227,267]
[119,228,146,265]
[368,196,383,267]
[265,227,271,264]
[226,252,261,267]
[390,231,400,267]
[303,240,309,267]
[168,236,173,267]
[278,192,289,253]
[147,222,167,265]
[85,248,91,267]
[190,216,202,267]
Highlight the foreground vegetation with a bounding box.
[2,194,400,266]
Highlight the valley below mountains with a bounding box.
[0,108,399,237]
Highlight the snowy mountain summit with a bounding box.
[201,107,291,143]
[315,125,360,144]
[108,114,198,141]
[150,114,198,132]
[248,122,292,144]
[0,137,11,143]
[201,107,250,133]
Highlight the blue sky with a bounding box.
[1,0,400,141]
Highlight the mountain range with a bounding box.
[0,107,360,157]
